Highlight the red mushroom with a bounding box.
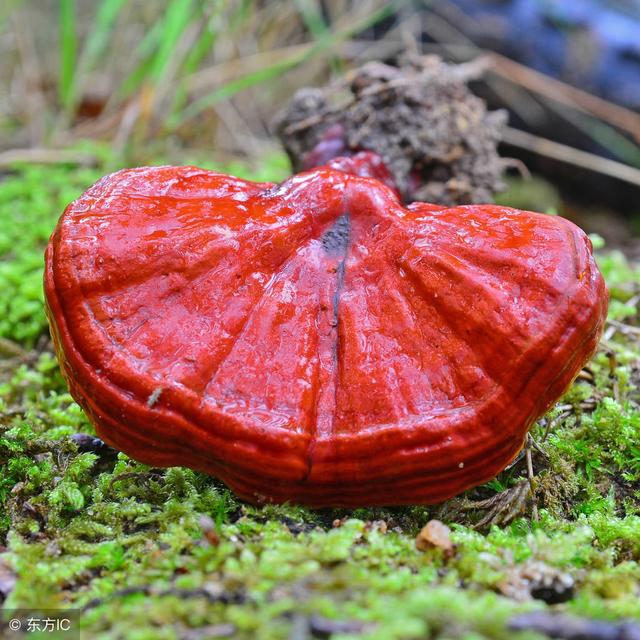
[44,152,607,507]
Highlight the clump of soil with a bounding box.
[275,56,508,205]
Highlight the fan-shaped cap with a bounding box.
[44,164,607,506]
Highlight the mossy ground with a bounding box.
[0,153,639,640]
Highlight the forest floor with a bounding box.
[1,151,639,640]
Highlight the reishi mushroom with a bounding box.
[44,151,607,507]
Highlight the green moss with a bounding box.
[1,156,639,638]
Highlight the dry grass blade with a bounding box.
[464,480,531,529]
[485,52,640,144]
[0,148,100,167]
[502,127,640,187]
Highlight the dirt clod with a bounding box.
[275,56,507,205]
[415,519,455,557]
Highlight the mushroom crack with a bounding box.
[326,213,350,420]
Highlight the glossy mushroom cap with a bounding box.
[44,162,607,506]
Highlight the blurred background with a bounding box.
[1,0,639,256]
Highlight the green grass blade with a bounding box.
[294,0,343,73]
[173,56,304,127]
[118,19,165,98]
[118,0,196,100]
[78,0,128,78]
[149,0,195,83]
[62,0,128,115]
[58,0,78,111]
[169,1,224,117]
[181,10,220,75]
[294,0,330,39]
